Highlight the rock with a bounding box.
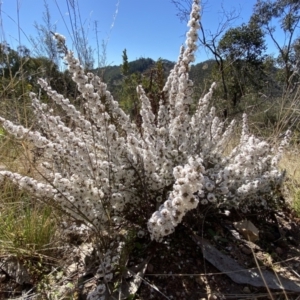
[0,257,31,284]
[234,220,259,242]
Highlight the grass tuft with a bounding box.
[0,179,58,257]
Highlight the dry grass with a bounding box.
[280,140,300,216]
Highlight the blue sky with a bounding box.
[0,0,283,66]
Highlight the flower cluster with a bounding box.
[96,249,120,283]
[87,284,106,300]
[199,113,290,211]
[0,0,289,247]
[148,157,204,241]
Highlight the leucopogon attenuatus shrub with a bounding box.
[0,0,289,247]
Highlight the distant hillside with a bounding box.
[94,58,173,90]
[94,58,215,93]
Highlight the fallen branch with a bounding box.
[190,233,300,293]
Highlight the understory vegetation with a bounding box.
[0,0,300,299]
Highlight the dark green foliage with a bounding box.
[113,50,172,122]
[251,0,300,89]
[216,23,267,107]
[189,60,216,96]
[121,49,129,76]
[218,23,266,64]
[95,54,175,123]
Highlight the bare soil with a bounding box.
[1,204,300,300]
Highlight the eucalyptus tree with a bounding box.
[251,0,300,90]
[217,23,267,106]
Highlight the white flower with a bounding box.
[207,193,217,203]
[95,284,106,294]
[160,208,171,220]
[219,185,229,194]
[201,199,208,205]
[156,195,163,203]
[171,197,184,210]
[104,272,113,282]
[205,181,215,191]
[137,230,145,238]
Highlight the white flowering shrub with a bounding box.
[0,0,290,249]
